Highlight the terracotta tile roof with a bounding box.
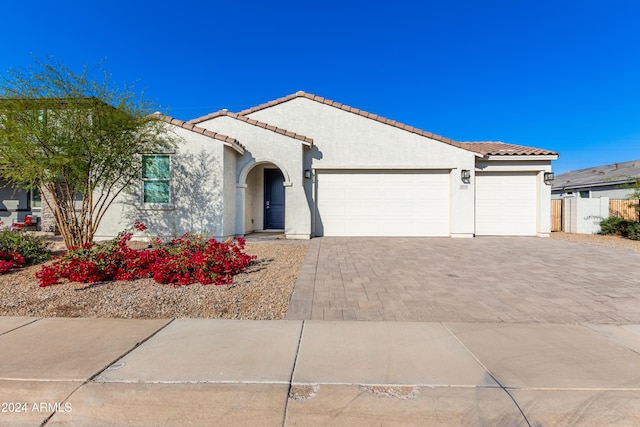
[190,91,557,157]
[234,91,467,149]
[154,114,245,154]
[459,142,558,156]
[188,110,313,146]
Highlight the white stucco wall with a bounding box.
[563,197,610,234]
[95,126,231,240]
[222,147,237,237]
[246,97,478,237]
[244,166,261,232]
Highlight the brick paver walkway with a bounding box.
[286,237,640,323]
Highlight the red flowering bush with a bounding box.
[36,223,256,287]
[0,225,51,274]
[148,233,255,286]
[0,250,25,274]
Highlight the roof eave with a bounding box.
[552,180,635,191]
[225,142,245,155]
[188,109,314,146]
[155,114,246,155]
[480,154,559,161]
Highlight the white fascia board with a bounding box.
[223,141,245,155]
[312,166,456,170]
[482,155,559,161]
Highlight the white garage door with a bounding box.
[475,172,537,236]
[316,170,450,236]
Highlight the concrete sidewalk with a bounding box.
[2,317,640,426]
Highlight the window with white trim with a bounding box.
[142,155,171,204]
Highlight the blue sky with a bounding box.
[2,1,639,174]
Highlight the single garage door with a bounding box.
[475,172,537,236]
[316,170,450,236]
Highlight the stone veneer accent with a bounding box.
[39,186,57,233]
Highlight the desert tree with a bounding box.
[0,58,176,248]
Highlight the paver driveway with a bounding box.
[287,237,640,323]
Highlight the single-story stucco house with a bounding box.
[97,91,558,239]
[552,159,640,199]
[2,91,559,238]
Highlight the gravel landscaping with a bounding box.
[1,231,638,320]
[0,241,307,320]
[550,231,640,253]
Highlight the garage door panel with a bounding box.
[383,188,414,200]
[384,204,413,217]
[347,205,375,218]
[476,173,537,236]
[384,222,414,235]
[347,190,372,201]
[316,170,450,237]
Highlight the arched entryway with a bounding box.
[236,160,290,235]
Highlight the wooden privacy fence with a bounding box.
[551,199,562,232]
[551,199,639,232]
[610,199,640,221]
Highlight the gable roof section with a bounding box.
[189,91,557,157]
[459,142,558,156]
[156,114,245,154]
[234,91,470,150]
[552,159,640,191]
[188,110,313,146]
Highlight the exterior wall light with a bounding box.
[304,169,312,179]
[544,172,554,184]
[461,169,471,184]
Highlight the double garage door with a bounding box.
[316,170,450,236]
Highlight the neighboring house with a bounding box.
[0,181,59,231]
[552,160,640,199]
[0,181,40,227]
[94,91,558,239]
[0,97,131,232]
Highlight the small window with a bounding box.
[579,191,590,198]
[142,155,171,204]
[31,188,42,208]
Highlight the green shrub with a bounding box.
[0,229,52,266]
[626,222,640,241]
[599,216,631,236]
